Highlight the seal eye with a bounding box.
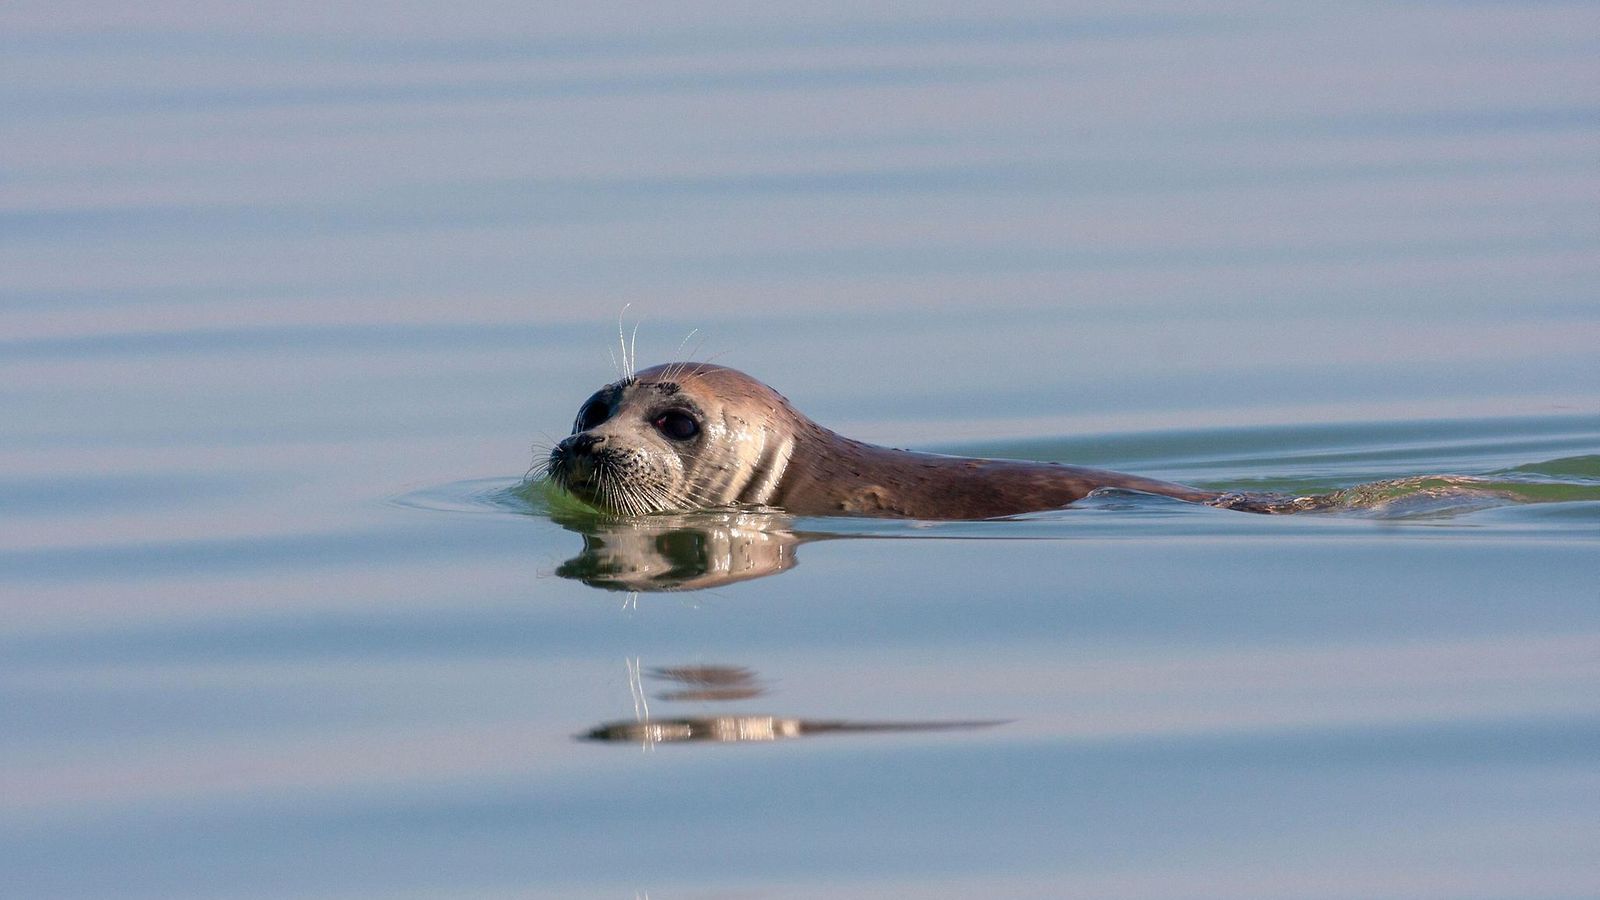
[653,411,699,441]
[577,399,608,431]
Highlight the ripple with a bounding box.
[386,477,536,515]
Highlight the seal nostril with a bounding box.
[571,433,606,455]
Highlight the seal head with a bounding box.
[546,363,800,516]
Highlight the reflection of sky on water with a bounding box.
[5,5,1595,330]
[5,4,1595,465]
[7,631,1596,810]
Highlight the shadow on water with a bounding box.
[580,658,1005,748]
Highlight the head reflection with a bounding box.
[552,508,804,592]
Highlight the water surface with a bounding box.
[3,3,1599,898]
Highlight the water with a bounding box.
[4,3,1599,898]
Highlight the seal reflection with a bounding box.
[582,660,1005,747]
[551,507,808,592]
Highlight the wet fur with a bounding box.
[548,362,1228,520]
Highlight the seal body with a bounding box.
[546,362,1222,520]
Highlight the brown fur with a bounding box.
[552,362,1223,520]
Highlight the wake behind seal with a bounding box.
[542,361,1275,520]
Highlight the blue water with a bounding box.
[4,3,1599,898]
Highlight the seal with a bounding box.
[544,362,1246,520]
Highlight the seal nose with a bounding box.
[564,432,606,456]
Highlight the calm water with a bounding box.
[4,3,1600,898]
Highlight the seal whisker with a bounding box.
[665,330,701,383]
[615,304,633,382]
[526,434,560,482]
[668,478,720,511]
[629,318,643,383]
